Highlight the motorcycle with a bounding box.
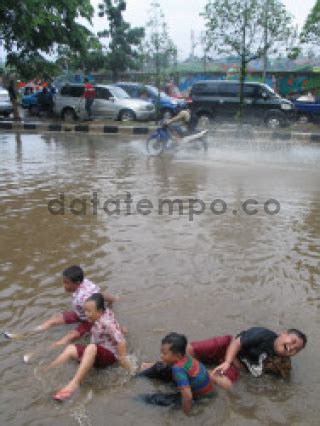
[146,123,208,156]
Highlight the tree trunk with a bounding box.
[239,3,248,122]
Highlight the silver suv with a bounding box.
[0,87,13,117]
[53,84,155,122]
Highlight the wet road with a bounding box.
[0,132,319,425]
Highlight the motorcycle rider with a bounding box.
[164,104,195,139]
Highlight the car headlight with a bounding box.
[281,103,293,110]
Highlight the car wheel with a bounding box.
[161,109,173,120]
[62,108,77,122]
[29,105,39,116]
[298,114,309,124]
[197,114,211,130]
[265,115,282,129]
[119,109,136,122]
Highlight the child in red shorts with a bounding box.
[45,293,131,401]
[36,265,117,346]
[139,327,307,391]
[190,327,307,390]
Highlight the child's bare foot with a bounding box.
[52,382,78,401]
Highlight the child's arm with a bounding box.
[180,387,193,415]
[117,340,135,374]
[51,330,81,347]
[212,337,241,375]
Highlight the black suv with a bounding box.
[190,80,295,128]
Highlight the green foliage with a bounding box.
[301,0,320,44]
[0,0,94,70]
[202,0,296,64]
[202,0,297,113]
[7,53,60,80]
[98,0,144,80]
[56,37,106,73]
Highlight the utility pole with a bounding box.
[155,31,161,123]
[190,30,196,59]
[263,0,269,83]
[239,0,248,118]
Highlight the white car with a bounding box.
[0,88,13,117]
[53,84,155,122]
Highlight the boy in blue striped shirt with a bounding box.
[141,332,214,415]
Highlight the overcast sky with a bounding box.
[92,0,316,59]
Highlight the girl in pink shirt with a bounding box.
[46,293,131,401]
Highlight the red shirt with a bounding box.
[84,82,95,100]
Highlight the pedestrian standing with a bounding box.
[83,78,96,120]
[8,80,21,121]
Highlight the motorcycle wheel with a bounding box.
[146,135,165,156]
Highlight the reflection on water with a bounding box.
[0,132,320,425]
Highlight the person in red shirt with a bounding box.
[83,77,96,120]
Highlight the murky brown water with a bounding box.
[0,132,319,426]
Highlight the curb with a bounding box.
[1,121,320,142]
[0,121,153,136]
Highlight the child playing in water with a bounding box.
[140,327,307,391]
[36,265,118,346]
[46,293,131,401]
[194,327,307,389]
[140,332,214,415]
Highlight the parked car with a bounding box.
[190,80,295,129]
[21,91,42,115]
[53,84,155,122]
[116,82,187,119]
[294,99,320,123]
[0,88,13,117]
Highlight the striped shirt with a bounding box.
[172,355,214,399]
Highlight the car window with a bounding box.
[192,82,220,96]
[95,87,112,100]
[218,83,239,97]
[109,86,130,99]
[60,86,84,97]
[60,86,71,96]
[191,83,206,95]
[145,86,158,97]
[244,85,257,97]
[120,86,135,96]
[69,86,84,97]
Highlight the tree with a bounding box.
[202,0,297,114]
[56,37,106,74]
[301,0,320,44]
[143,1,177,73]
[98,0,144,81]
[0,0,94,69]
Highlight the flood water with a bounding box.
[0,132,319,426]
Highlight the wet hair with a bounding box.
[62,265,84,284]
[161,332,187,356]
[86,293,105,312]
[287,329,307,348]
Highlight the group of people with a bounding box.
[27,265,307,416]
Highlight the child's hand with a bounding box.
[212,361,231,376]
[120,325,128,335]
